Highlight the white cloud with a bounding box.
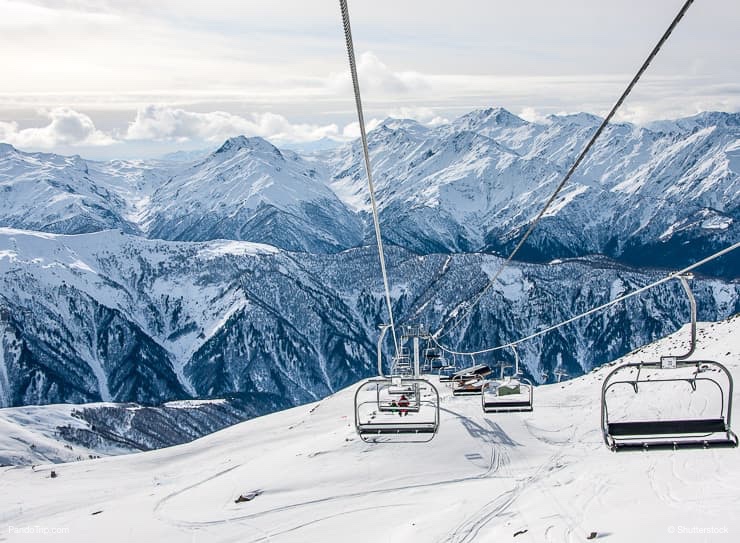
[518,107,549,123]
[125,105,340,143]
[387,106,449,126]
[328,52,431,96]
[0,107,115,148]
[342,118,382,139]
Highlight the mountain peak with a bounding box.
[0,142,18,156]
[214,136,283,159]
[474,107,527,127]
[372,118,429,138]
[451,108,528,133]
[646,111,739,135]
[547,112,603,127]
[688,110,739,125]
[379,117,426,129]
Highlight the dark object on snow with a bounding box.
[513,529,528,537]
[235,489,263,503]
[587,532,598,540]
[91,510,103,516]
[50,470,58,479]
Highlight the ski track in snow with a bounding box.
[153,422,509,532]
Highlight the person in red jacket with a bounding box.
[398,395,410,417]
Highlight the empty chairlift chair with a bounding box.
[451,364,492,396]
[482,346,534,412]
[601,358,737,450]
[453,378,487,396]
[444,363,491,383]
[422,347,449,373]
[392,348,413,376]
[482,377,534,413]
[600,275,738,451]
[386,380,418,397]
[431,356,450,371]
[436,357,458,383]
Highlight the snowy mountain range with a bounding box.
[1,228,738,411]
[2,108,737,273]
[0,107,738,414]
[325,109,738,275]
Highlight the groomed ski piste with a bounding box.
[2,316,738,542]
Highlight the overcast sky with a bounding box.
[1,0,738,159]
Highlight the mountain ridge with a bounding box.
[1,227,737,409]
[2,107,737,275]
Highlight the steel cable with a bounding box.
[433,0,696,342]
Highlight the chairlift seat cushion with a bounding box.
[497,385,521,396]
[608,418,727,436]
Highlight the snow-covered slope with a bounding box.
[0,143,183,236]
[0,398,279,466]
[0,403,131,466]
[0,144,136,235]
[2,315,738,542]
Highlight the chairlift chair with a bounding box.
[355,377,440,443]
[392,350,413,376]
[353,325,441,443]
[437,364,458,382]
[429,352,449,371]
[451,360,490,396]
[431,358,449,371]
[600,275,738,451]
[481,346,534,412]
[422,347,448,372]
[482,377,534,412]
[424,347,442,359]
[387,379,418,397]
[436,352,459,381]
[445,363,491,384]
[601,359,737,450]
[453,377,487,396]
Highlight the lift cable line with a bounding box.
[429,240,740,357]
[433,0,696,342]
[343,0,441,443]
[339,0,399,354]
